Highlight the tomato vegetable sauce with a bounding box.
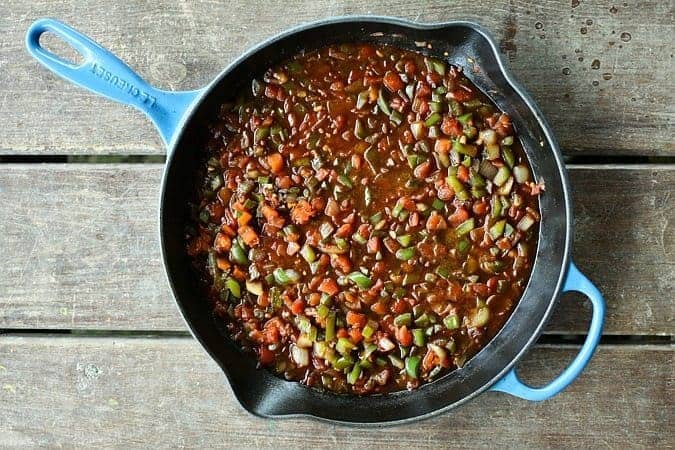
[186,43,543,394]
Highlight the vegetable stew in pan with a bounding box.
[186,43,543,394]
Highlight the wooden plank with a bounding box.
[2,0,672,156]
[553,164,675,334]
[0,336,671,448]
[0,164,672,334]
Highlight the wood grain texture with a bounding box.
[0,164,672,334]
[2,0,673,156]
[0,336,672,448]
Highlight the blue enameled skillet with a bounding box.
[26,16,605,425]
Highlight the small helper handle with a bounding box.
[26,18,202,146]
[490,262,605,400]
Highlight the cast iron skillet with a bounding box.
[26,16,605,425]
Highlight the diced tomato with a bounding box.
[331,254,352,273]
[426,71,442,87]
[434,137,452,153]
[397,196,416,212]
[205,202,225,222]
[337,328,349,339]
[473,200,488,216]
[449,207,470,227]
[318,278,339,296]
[422,348,438,371]
[404,60,416,76]
[276,175,292,189]
[261,204,285,228]
[530,180,546,195]
[305,275,320,291]
[358,44,376,59]
[231,199,246,212]
[237,210,252,227]
[334,223,352,238]
[291,299,305,315]
[457,165,470,183]
[417,98,429,116]
[232,266,246,282]
[349,327,363,344]
[487,277,499,293]
[351,154,362,170]
[366,236,380,254]
[213,232,232,253]
[357,223,370,237]
[346,311,367,328]
[471,283,489,297]
[492,113,513,136]
[249,329,264,344]
[497,237,512,250]
[447,281,462,302]
[291,199,316,225]
[347,69,363,84]
[238,225,259,247]
[307,292,321,306]
[263,318,283,343]
[416,81,431,98]
[310,196,326,213]
[392,298,410,314]
[371,301,387,315]
[451,87,474,103]
[363,75,380,87]
[441,116,463,137]
[257,291,270,308]
[264,84,278,99]
[426,211,448,231]
[413,160,432,179]
[216,257,231,271]
[267,153,285,174]
[221,224,236,237]
[383,71,404,92]
[395,325,413,347]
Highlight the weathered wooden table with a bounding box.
[1,1,673,447]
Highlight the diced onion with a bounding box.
[296,334,313,348]
[245,280,263,296]
[291,345,310,366]
[479,129,497,145]
[471,307,490,327]
[410,121,426,140]
[378,336,396,352]
[513,164,531,183]
[428,343,448,361]
[517,214,536,231]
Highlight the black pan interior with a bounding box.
[159,17,571,424]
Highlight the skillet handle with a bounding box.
[25,18,203,146]
[490,261,605,401]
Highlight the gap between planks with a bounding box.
[0,331,672,344]
[3,156,675,167]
